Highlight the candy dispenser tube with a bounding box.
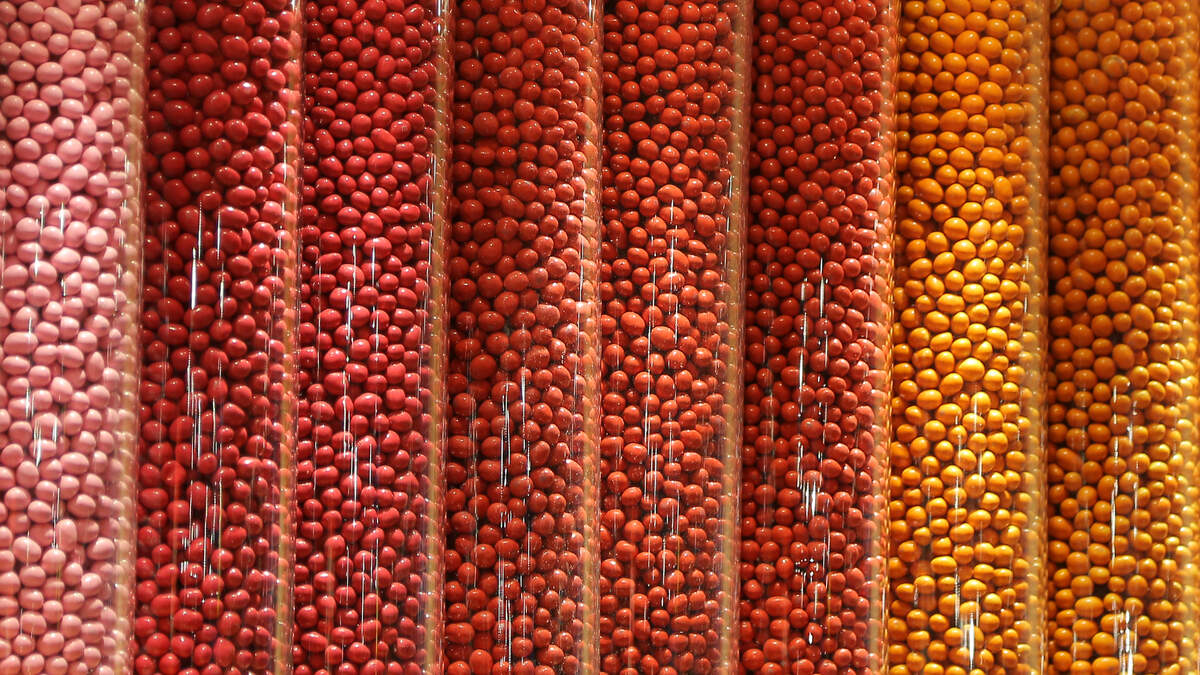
[597,0,750,670]
[1045,0,1200,672]
[885,0,1050,671]
[135,0,303,671]
[739,0,897,671]
[293,0,453,670]
[441,0,604,672]
[0,0,146,671]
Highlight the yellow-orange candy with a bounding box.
[889,0,1047,672]
[1046,0,1200,671]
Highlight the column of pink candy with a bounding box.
[0,0,147,673]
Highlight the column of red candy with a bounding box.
[294,0,451,672]
[598,0,750,673]
[0,0,146,671]
[135,0,303,673]
[738,0,895,672]
[443,0,604,672]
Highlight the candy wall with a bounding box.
[2,0,1200,673]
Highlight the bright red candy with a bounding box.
[136,0,303,672]
[738,0,895,672]
[293,0,446,673]
[443,0,603,672]
[597,0,749,673]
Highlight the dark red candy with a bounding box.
[137,0,303,671]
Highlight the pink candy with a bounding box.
[0,0,143,672]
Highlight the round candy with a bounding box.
[1045,0,1200,672]
[292,0,445,673]
[739,0,896,671]
[886,0,1048,672]
[136,0,304,672]
[0,0,144,673]
[598,0,748,672]
[443,0,603,673]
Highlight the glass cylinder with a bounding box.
[1044,0,1200,673]
[441,0,604,672]
[738,0,897,672]
[135,0,303,671]
[597,0,750,672]
[292,0,453,672]
[885,0,1050,672]
[0,0,146,671]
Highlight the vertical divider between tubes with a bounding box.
[1178,13,1200,664]
[423,0,456,669]
[274,2,303,668]
[717,0,750,670]
[118,4,151,670]
[580,1,607,671]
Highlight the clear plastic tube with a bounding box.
[597,0,750,672]
[0,0,146,671]
[442,0,604,672]
[293,0,452,671]
[886,0,1050,671]
[739,0,897,672]
[1044,0,1200,672]
[135,0,303,671]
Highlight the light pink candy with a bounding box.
[11,536,41,564]
[60,639,81,660]
[1,5,139,673]
[41,600,63,623]
[10,635,32,657]
[22,654,46,674]
[42,7,69,31]
[29,23,52,43]
[17,589,41,611]
[37,633,64,657]
[46,34,69,56]
[14,3,40,23]
[13,462,36,486]
[17,564,45,587]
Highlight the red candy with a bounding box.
[293,0,445,672]
[136,0,303,672]
[597,0,748,672]
[444,0,602,672]
[737,0,894,672]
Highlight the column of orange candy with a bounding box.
[1044,0,1200,671]
[886,0,1050,671]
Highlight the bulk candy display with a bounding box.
[135,0,302,672]
[739,0,896,672]
[293,0,451,673]
[597,0,749,673]
[1045,0,1200,672]
[442,0,603,673]
[885,0,1050,672]
[0,0,145,672]
[12,0,1200,672]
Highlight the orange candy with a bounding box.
[1045,0,1200,671]
[889,0,1048,672]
